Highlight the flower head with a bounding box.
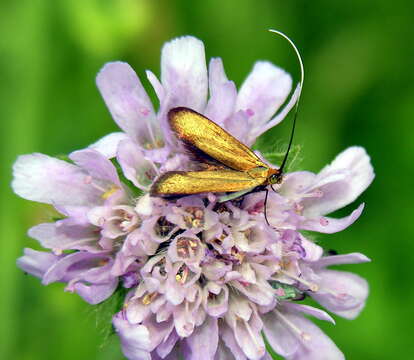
[13,35,374,359]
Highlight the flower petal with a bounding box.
[262,310,299,357]
[310,269,369,319]
[96,62,159,146]
[42,252,106,284]
[161,36,208,112]
[204,58,237,127]
[88,132,129,158]
[285,313,344,360]
[160,36,208,145]
[300,203,364,234]
[28,221,100,253]
[186,317,218,360]
[283,303,335,324]
[12,153,100,206]
[314,253,371,268]
[113,313,151,360]
[116,139,158,190]
[73,280,118,305]
[220,324,247,360]
[303,147,374,216]
[236,61,292,143]
[70,148,120,185]
[254,83,301,139]
[146,70,164,103]
[301,236,323,262]
[17,248,59,278]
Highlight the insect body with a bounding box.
[150,107,282,197]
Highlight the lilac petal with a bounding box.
[310,269,369,319]
[135,194,153,216]
[214,340,242,360]
[236,61,292,125]
[300,203,364,234]
[203,282,229,317]
[146,70,164,103]
[17,248,59,278]
[284,313,344,360]
[260,354,273,360]
[262,310,299,357]
[126,296,151,324]
[155,346,180,360]
[70,148,120,185]
[303,147,374,216]
[236,61,292,145]
[28,221,99,252]
[224,110,250,142]
[161,36,208,113]
[186,317,218,360]
[231,278,275,306]
[116,138,158,190]
[42,252,106,284]
[12,153,100,206]
[174,303,196,337]
[254,84,301,140]
[156,330,179,359]
[283,303,335,324]
[314,253,371,268]
[96,62,159,146]
[160,36,208,146]
[300,236,323,262]
[279,171,316,198]
[74,280,118,304]
[204,58,237,127]
[220,324,247,360]
[87,132,129,158]
[234,312,265,359]
[113,314,151,360]
[144,316,175,352]
[55,205,90,224]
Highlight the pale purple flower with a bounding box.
[13,35,375,359]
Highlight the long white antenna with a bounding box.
[268,29,304,173]
[269,29,304,96]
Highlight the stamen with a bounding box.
[102,184,119,199]
[176,265,189,284]
[84,176,106,192]
[106,216,123,222]
[98,259,109,266]
[142,292,158,305]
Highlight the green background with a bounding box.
[1,0,413,359]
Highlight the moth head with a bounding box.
[268,170,283,185]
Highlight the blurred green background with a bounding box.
[1,0,413,359]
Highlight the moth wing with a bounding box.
[150,170,266,196]
[169,107,268,172]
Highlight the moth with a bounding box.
[150,30,303,207]
[150,107,283,198]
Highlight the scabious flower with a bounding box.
[13,35,374,359]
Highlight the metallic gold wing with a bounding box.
[168,107,268,171]
[150,170,267,196]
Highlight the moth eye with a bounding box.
[269,174,278,184]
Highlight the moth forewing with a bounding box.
[168,108,268,171]
[150,170,266,196]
